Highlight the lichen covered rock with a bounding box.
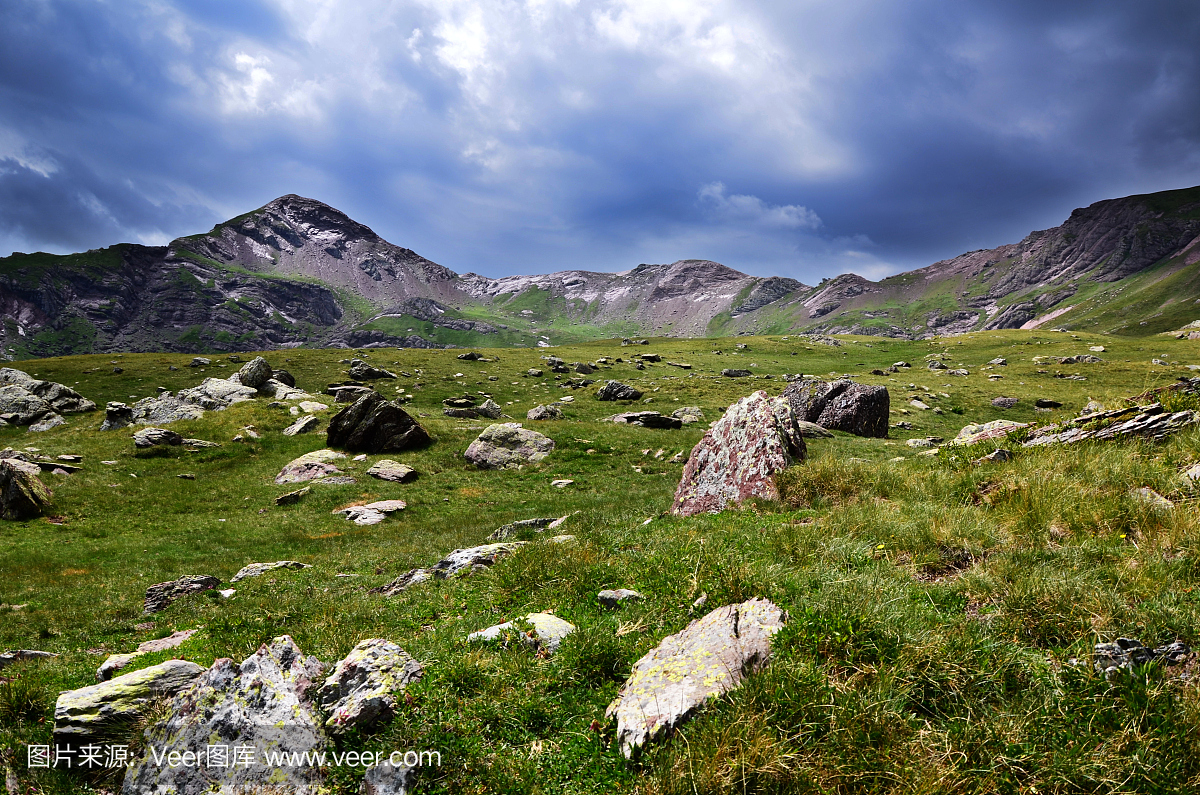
[671,391,804,517]
[464,423,554,469]
[0,459,52,520]
[317,639,423,733]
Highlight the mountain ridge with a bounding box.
[1,185,1198,357]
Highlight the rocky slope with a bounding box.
[2,186,1198,357]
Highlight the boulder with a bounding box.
[126,394,206,425]
[97,629,200,682]
[275,486,312,506]
[527,369,543,377]
[597,381,643,401]
[476,399,503,419]
[189,357,210,367]
[526,403,563,421]
[348,360,397,380]
[443,407,479,419]
[178,378,258,407]
[464,423,554,469]
[120,637,327,794]
[272,369,297,388]
[949,419,1028,446]
[606,598,784,757]
[671,406,704,424]
[53,659,205,748]
[326,392,432,453]
[100,401,135,431]
[0,368,96,420]
[367,460,417,482]
[468,612,575,655]
[316,639,423,733]
[0,384,55,425]
[236,356,273,389]
[604,411,682,429]
[370,542,528,597]
[991,396,1018,409]
[575,362,594,374]
[133,427,183,448]
[144,575,221,614]
[598,589,644,608]
[29,413,66,432]
[721,369,752,378]
[0,459,52,520]
[489,516,567,541]
[783,378,890,438]
[671,391,805,517]
[330,385,375,403]
[231,561,311,583]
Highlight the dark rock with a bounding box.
[326,392,432,453]
[671,391,805,516]
[457,352,484,361]
[721,369,751,378]
[783,378,890,438]
[144,574,221,614]
[1035,398,1063,409]
[575,362,594,374]
[132,427,183,448]
[443,407,479,419]
[597,381,643,401]
[272,369,296,388]
[604,411,682,429]
[349,359,397,380]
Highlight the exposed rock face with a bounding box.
[316,639,423,733]
[783,378,890,438]
[464,423,554,469]
[606,598,784,757]
[0,459,52,519]
[120,636,327,795]
[144,575,221,614]
[468,612,576,655]
[488,516,568,541]
[326,392,432,453]
[1024,405,1200,446]
[671,391,805,517]
[0,368,96,427]
[597,381,643,401]
[54,660,205,748]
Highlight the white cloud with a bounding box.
[698,182,821,230]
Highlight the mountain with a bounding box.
[1,186,1198,358]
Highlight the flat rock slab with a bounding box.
[671,391,804,517]
[371,542,528,597]
[133,427,183,448]
[489,516,568,541]
[144,575,220,615]
[464,423,555,469]
[795,420,834,438]
[97,629,200,682]
[317,638,423,733]
[0,649,57,669]
[337,506,387,525]
[468,612,576,655]
[231,561,311,583]
[604,411,682,429]
[299,400,330,413]
[327,392,431,453]
[275,486,312,505]
[367,460,417,482]
[783,378,890,438]
[1024,405,1200,447]
[54,659,205,747]
[121,636,327,794]
[606,598,784,757]
[950,419,1028,446]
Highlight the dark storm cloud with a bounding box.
[1,0,1199,283]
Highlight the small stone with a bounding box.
[598,589,644,608]
[551,479,573,488]
[143,574,220,614]
[367,460,417,482]
[910,399,930,410]
[468,612,576,655]
[283,414,321,436]
[992,396,1018,409]
[1131,487,1173,511]
[973,448,1013,465]
[275,486,311,505]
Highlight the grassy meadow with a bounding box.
[2,329,1200,793]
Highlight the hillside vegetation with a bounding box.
[3,330,1200,793]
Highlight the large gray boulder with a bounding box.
[326,392,431,453]
[464,423,554,469]
[597,381,643,401]
[54,660,205,748]
[0,459,52,520]
[275,449,348,484]
[783,378,890,438]
[316,639,423,733]
[671,391,804,517]
[606,598,784,757]
[100,401,134,431]
[0,384,55,426]
[236,356,273,389]
[133,427,184,448]
[144,575,221,615]
[526,403,563,421]
[120,636,327,795]
[348,360,397,380]
[0,368,96,424]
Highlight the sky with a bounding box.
[2,1,1199,284]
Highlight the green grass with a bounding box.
[3,331,1200,792]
